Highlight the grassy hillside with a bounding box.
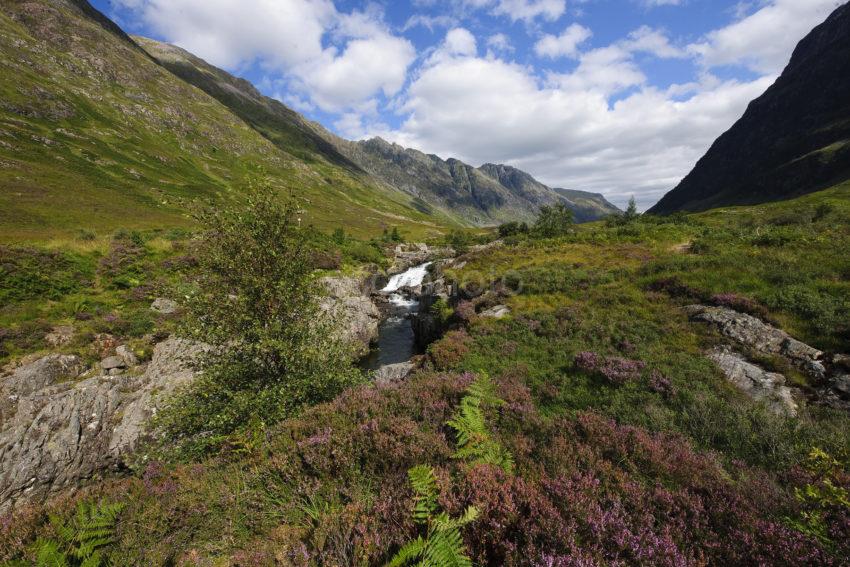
[0,1,452,242]
[4,183,849,565]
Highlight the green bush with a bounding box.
[154,182,361,458]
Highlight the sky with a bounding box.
[92,0,846,209]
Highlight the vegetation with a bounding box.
[153,184,361,458]
[387,466,478,567]
[532,202,575,238]
[26,501,124,567]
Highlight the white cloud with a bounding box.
[460,0,566,22]
[444,27,478,56]
[487,33,514,53]
[534,23,592,59]
[116,0,415,112]
[688,0,843,73]
[377,35,775,209]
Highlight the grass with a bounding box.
[0,5,454,243]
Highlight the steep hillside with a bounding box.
[650,2,850,214]
[0,0,450,241]
[332,137,621,225]
[136,37,619,226]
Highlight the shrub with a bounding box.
[574,351,646,385]
[498,222,529,238]
[532,203,574,238]
[154,182,361,458]
[429,330,473,370]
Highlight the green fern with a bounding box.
[447,373,514,473]
[387,466,478,567]
[33,500,124,567]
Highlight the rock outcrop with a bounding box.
[685,305,826,379]
[708,348,798,415]
[321,276,381,357]
[0,338,206,510]
[389,243,454,274]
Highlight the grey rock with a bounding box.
[150,297,178,314]
[116,345,138,367]
[321,276,381,357]
[832,374,850,396]
[481,305,511,319]
[834,354,850,371]
[708,348,798,416]
[44,326,74,347]
[1,354,84,422]
[0,338,207,510]
[100,356,125,371]
[686,305,824,378]
[389,243,454,274]
[373,362,414,384]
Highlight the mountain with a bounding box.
[0,0,453,241]
[136,37,620,226]
[650,2,850,214]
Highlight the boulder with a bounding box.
[686,305,825,378]
[481,305,511,319]
[116,345,138,367]
[833,354,850,371]
[707,348,798,416]
[373,362,414,384]
[321,276,381,357]
[832,374,850,396]
[100,356,125,371]
[44,325,74,347]
[150,297,178,314]
[0,338,207,510]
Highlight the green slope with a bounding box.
[0,0,452,242]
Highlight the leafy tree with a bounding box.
[623,196,639,223]
[33,500,124,567]
[387,465,479,567]
[532,203,574,238]
[155,181,361,457]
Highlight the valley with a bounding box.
[1,0,850,565]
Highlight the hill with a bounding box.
[0,0,453,241]
[650,2,850,214]
[137,37,620,226]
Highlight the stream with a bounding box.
[362,262,432,370]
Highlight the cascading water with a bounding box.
[364,262,432,369]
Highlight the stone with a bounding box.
[150,297,178,314]
[320,276,381,357]
[100,356,125,371]
[832,374,850,396]
[0,354,84,421]
[373,362,414,384]
[686,305,824,378]
[833,354,850,371]
[707,348,798,416]
[0,338,208,510]
[481,305,511,319]
[116,345,138,367]
[92,333,118,358]
[44,325,74,347]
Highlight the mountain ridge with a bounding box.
[650,1,850,214]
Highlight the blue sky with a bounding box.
[92,0,844,208]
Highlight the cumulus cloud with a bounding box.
[460,0,566,22]
[688,0,843,73]
[379,25,776,209]
[115,0,415,112]
[534,23,592,59]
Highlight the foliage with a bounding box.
[153,181,361,458]
[34,501,124,567]
[387,465,479,567]
[788,448,850,554]
[532,203,574,238]
[497,221,529,238]
[447,373,514,473]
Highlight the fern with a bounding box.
[387,466,478,567]
[447,373,514,473]
[34,500,124,567]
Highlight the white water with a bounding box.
[382,262,432,292]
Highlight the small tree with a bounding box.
[533,203,574,238]
[623,196,639,223]
[155,181,360,457]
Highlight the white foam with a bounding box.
[382,262,432,292]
